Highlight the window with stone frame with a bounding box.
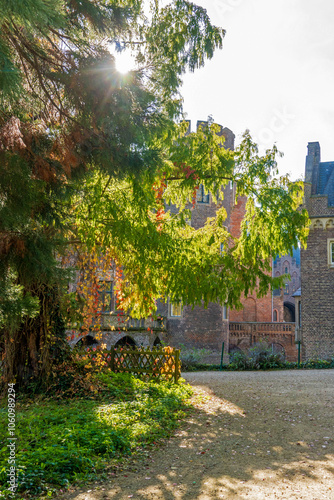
[170,301,182,317]
[196,184,210,204]
[328,239,334,268]
[98,281,116,313]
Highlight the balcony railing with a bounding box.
[229,322,295,335]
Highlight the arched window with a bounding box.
[273,309,278,322]
[153,337,161,347]
[243,297,256,322]
[75,335,98,348]
[283,261,290,275]
[271,343,285,360]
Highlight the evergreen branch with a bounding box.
[7,21,64,69]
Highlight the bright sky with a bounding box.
[114,0,334,180]
[180,0,334,180]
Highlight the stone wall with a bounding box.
[68,329,168,350]
[301,142,334,360]
[308,195,334,217]
[164,303,229,364]
[301,223,334,359]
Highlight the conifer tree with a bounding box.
[0,0,308,389]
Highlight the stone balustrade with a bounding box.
[229,322,297,362]
[229,322,295,334]
[100,314,166,331]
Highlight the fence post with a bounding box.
[174,349,180,383]
[297,341,301,368]
[220,342,225,371]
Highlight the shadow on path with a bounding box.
[62,370,334,500]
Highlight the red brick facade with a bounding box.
[228,195,273,323]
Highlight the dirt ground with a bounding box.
[62,370,334,500]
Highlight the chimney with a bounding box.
[305,142,320,194]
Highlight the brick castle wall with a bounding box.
[301,142,334,360]
[228,195,275,323]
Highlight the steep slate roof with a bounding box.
[318,162,334,207]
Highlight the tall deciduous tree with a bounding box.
[0,0,308,389]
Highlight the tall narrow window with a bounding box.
[223,304,228,320]
[98,281,115,312]
[196,184,210,204]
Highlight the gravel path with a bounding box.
[62,370,334,500]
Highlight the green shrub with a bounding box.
[229,342,285,370]
[179,345,213,371]
[301,358,334,369]
[248,341,285,370]
[229,351,249,370]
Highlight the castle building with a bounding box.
[69,122,299,363]
[154,121,235,364]
[155,122,297,363]
[273,248,301,322]
[297,142,334,360]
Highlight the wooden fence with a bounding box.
[108,346,181,383]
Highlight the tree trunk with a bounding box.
[1,284,65,392]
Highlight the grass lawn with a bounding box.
[0,372,192,498]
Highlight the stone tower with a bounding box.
[300,142,334,359]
